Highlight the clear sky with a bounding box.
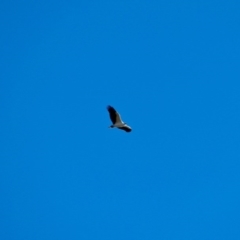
[1,1,240,239]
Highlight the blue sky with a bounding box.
[1,1,240,239]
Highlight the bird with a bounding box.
[107,105,132,132]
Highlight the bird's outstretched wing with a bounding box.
[107,105,122,124]
[118,126,132,132]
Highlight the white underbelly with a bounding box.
[114,122,124,127]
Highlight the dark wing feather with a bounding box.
[107,105,117,124]
[118,126,132,132]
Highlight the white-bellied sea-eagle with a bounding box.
[107,105,132,133]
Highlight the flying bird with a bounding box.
[107,105,132,132]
